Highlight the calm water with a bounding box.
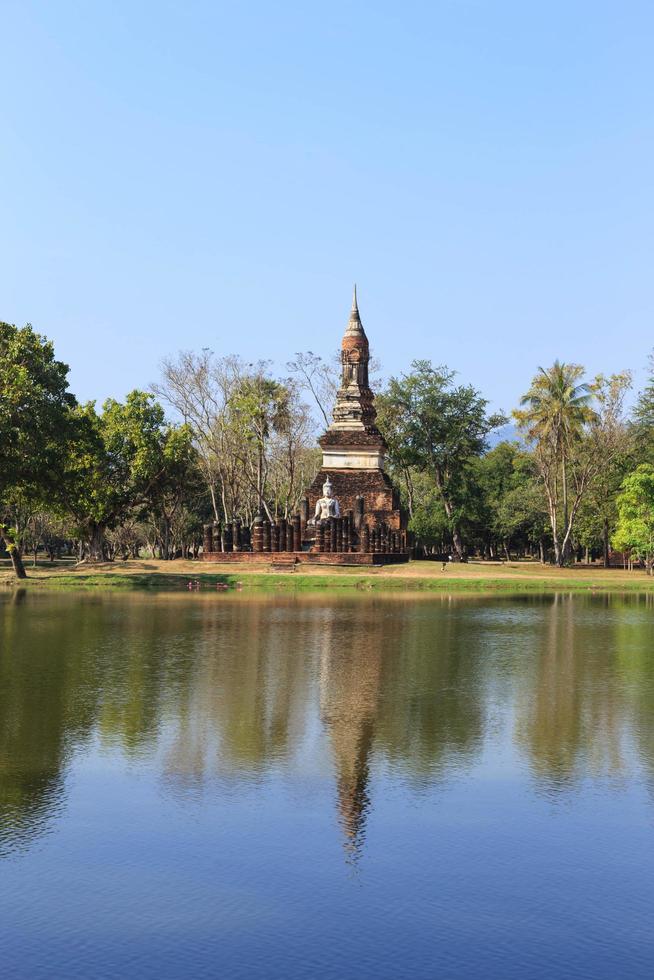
[1,590,654,979]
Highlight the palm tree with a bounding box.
[514,361,595,563]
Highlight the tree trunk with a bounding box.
[553,539,563,566]
[561,456,570,562]
[87,523,106,562]
[451,526,464,560]
[162,519,171,560]
[257,447,264,516]
[439,490,463,560]
[543,485,563,565]
[403,466,415,519]
[602,518,610,568]
[1,527,27,579]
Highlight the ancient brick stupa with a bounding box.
[305,286,403,531]
[201,288,408,564]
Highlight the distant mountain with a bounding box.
[487,423,519,448]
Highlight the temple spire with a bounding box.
[345,285,366,338]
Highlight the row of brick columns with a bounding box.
[202,521,252,554]
[203,514,408,554]
[251,514,302,553]
[314,519,405,555]
[315,516,354,553]
[366,525,407,555]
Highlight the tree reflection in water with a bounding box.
[2,592,654,860]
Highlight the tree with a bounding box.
[155,352,316,525]
[228,369,292,518]
[514,362,631,565]
[613,465,654,574]
[472,442,549,560]
[145,424,204,559]
[633,350,654,463]
[0,321,76,578]
[19,508,70,566]
[574,425,634,565]
[153,351,248,522]
[403,472,450,555]
[377,361,506,558]
[266,379,320,519]
[514,361,593,563]
[287,349,382,433]
[62,391,185,561]
[286,351,336,429]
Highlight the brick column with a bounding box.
[292,514,301,552]
[253,516,263,553]
[203,524,213,554]
[300,498,309,537]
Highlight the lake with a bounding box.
[1,590,654,979]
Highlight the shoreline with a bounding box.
[2,559,654,595]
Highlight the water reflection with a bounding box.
[1,592,654,860]
[515,594,647,789]
[318,608,382,860]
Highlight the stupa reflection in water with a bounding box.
[318,607,384,862]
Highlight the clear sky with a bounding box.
[2,1,653,415]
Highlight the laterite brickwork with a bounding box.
[200,551,409,566]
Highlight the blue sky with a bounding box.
[2,1,653,414]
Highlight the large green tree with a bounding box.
[146,424,204,559]
[613,465,654,574]
[63,391,188,561]
[377,361,505,558]
[0,322,76,578]
[633,350,654,463]
[574,427,634,565]
[514,361,593,563]
[515,362,630,565]
[471,442,549,560]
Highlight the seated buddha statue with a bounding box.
[310,478,341,523]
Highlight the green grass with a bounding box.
[7,569,654,595]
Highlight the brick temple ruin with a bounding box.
[201,289,409,566]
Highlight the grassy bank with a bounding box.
[2,558,654,595]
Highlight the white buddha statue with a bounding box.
[311,477,341,523]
